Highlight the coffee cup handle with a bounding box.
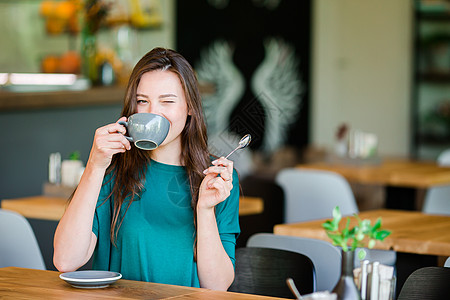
[117,120,134,143]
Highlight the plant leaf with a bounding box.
[375,230,391,241]
[322,221,335,231]
[372,218,382,231]
[358,249,367,260]
[326,232,343,242]
[332,206,342,227]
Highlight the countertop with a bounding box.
[0,86,125,111]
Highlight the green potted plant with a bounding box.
[322,206,391,300]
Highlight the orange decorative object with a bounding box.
[59,51,82,74]
[41,56,60,73]
[40,1,55,17]
[40,0,80,35]
[41,51,81,74]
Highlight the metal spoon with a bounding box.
[286,278,303,300]
[225,134,252,159]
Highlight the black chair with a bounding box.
[237,175,284,248]
[228,247,315,299]
[397,266,450,300]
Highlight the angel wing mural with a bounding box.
[195,41,252,177]
[195,40,245,137]
[251,38,303,154]
[196,38,303,156]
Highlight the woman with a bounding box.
[53,48,240,291]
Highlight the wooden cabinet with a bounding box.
[412,0,450,160]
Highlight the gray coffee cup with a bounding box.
[118,113,170,150]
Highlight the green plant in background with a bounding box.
[322,206,391,260]
[69,151,81,161]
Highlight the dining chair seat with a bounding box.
[0,209,46,270]
[397,267,450,300]
[228,247,315,298]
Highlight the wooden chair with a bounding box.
[397,267,450,300]
[0,209,46,270]
[228,247,314,298]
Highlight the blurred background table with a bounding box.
[1,195,263,221]
[298,159,450,188]
[274,209,450,257]
[297,159,450,210]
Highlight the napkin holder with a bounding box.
[353,261,395,300]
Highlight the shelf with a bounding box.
[418,12,450,21]
[413,1,450,159]
[0,86,125,111]
[418,72,450,83]
[417,134,450,145]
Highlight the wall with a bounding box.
[0,0,175,72]
[311,0,413,157]
[0,0,175,200]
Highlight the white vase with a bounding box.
[61,160,83,187]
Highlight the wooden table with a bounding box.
[298,159,450,188]
[1,195,264,221]
[298,159,450,210]
[274,209,450,257]
[0,267,286,299]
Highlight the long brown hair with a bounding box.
[106,48,210,247]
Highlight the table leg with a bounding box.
[385,186,417,211]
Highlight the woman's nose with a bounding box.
[146,103,161,115]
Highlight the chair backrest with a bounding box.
[422,186,450,215]
[397,267,450,300]
[276,168,358,223]
[228,247,315,298]
[423,149,450,215]
[445,257,450,268]
[0,209,46,270]
[237,174,284,247]
[247,233,341,292]
[437,149,450,166]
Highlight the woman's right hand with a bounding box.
[87,116,131,170]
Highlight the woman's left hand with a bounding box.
[198,157,234,210]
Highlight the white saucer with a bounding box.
[59,270,122,288]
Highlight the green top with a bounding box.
[92,159,240,287]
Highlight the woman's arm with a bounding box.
[53,117,130,272]
[196,157,236,290]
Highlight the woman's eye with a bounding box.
[137,99,148,104]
